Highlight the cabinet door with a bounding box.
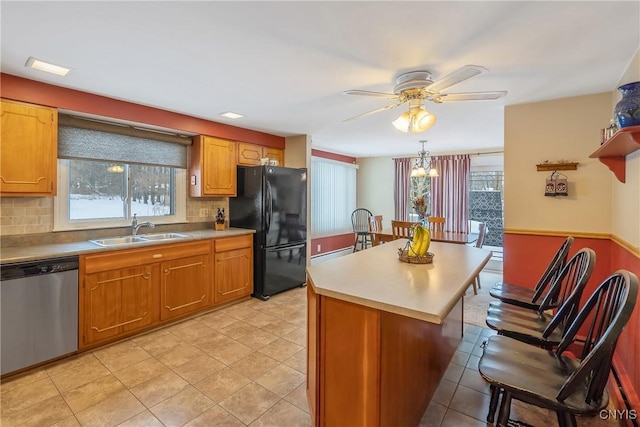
[214,247,253,304]
[82,265,156,347]
[0,100,57,196]
[160,254,211,320]
[202,136,236,196]
[263,147,284,166]
[238,142,262,166]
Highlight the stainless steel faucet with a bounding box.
[131,213,155,235]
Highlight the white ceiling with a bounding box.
[1,1,639,158]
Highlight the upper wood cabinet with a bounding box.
[0,99,58,196]
[190,135,237,196]
[237,141,284,166]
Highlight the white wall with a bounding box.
[356,156,395,225]
[611,51,640,250]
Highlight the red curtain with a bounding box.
[431,155,470,233]
[394,158,412,220]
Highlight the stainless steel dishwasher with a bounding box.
[1,256,78,375]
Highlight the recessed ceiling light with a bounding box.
[220,111,243,119]
[25,56,71,76]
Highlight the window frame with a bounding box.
[54,159,187,231]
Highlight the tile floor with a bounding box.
[0,283,620,427]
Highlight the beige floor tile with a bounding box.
[419,402,447,427]
[93,341,152,372]
[235,328,279,350]
[198,312,241,330]
[0,368,48,394]
[219,383,280,425]
[281,327,307,347]
[49,355,112,392]
[183,404,245,427]
[195,367,251,403]
[223,305,262,321]
[249,399,312,427]
[440,408,487,427]
[75,389,145,427]
[0,377,59,415]
[167,319,216,342]
[0,395,73,427]
[193,331,234,355]
[133,329,184,356]
[155,343,206,368]
[61,373,126,413]
[117,410,164,427]
[51,415,81,427]
[219,321,259,339]
[448,384,492,422]
[207,340,254,365]
[284,383,310,414]
[129,370,189,407]
[229,354,281,380]
[282,348,307,373]
[242,312,279,328]
[260,319,298,337]
[431,378,457,407]
[172,354,226,384]
[112,357,170,388]
[255,364,305,397]
[44,353,99,377]
[149,386,215,427]
[258,338,303,362]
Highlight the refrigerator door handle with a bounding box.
[265,180,273,233]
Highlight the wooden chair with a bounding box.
[427,216,445,232]
[469,222,487,294]
[391,220,417,240]
[369,215,383,246]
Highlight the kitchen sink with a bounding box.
[89,233,191,246]
[137,232,191,241]
[90,236,146,246]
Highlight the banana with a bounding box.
[418,227,431,256]
[409,225,424,256]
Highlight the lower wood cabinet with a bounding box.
[214,235,253,304]
[79,236,254,350]
[160,253,211,320]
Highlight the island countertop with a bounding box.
[306,240,492,324]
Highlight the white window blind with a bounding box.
[311,157,357,237]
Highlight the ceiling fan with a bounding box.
[343,65,507,133]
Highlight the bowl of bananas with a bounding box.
[398,224,434,264]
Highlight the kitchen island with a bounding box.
[306,240,491,426]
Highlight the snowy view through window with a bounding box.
[69,160,173,220]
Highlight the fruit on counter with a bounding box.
[409,224,431,257]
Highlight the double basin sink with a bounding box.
[90,233,191,247]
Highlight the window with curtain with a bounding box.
[311,157,357,237]
[54,120,188,231]
[408,175,432,221]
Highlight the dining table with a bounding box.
[372,227,474,245]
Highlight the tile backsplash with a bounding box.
[0,196,229,246]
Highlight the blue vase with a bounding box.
[614,81,640,128]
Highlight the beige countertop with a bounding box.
[0,228,255,264]
[306,240,491,324]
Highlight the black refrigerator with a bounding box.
[229,165,307,300]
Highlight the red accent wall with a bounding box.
[0,73,285,148]
[311,233,355,256]
[504,232,640,412]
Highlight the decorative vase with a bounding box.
[614,81,640,128]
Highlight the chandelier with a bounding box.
[410,140,438,177]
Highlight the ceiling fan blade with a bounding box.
[426,65,488,93]
[434,91,507,102]
[343,90,399,100]
[343,102,405,122]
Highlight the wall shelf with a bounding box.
[536,162,579,172]
[589,125,640,183]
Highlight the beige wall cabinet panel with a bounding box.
[81,264,158,348]
[214,235,253,304]
[190,135,237,196]
[160,253,211,320]
[0,99,57,196]
[237,142,284,166]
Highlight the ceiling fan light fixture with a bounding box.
[392,107,436,133]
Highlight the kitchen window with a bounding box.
[54,117,188,231]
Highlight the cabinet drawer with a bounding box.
[83,240,211,274]
[215,234,253,252]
